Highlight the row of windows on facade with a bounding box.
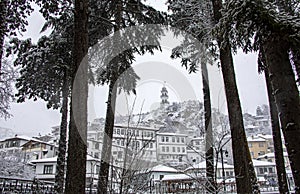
[159,155,184,161]
[250,151,266,157]
[161,136,185,143]
[161,146,185,153]
[248,142,265,148]
[0,141,21,148]
[113,128,155,138]
[88,139,154,150]
[43,164,101,175]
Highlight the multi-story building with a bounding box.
[22,139,57,161]
[0,135,57,162]
[247,136,268,158]
[156,132,188,165]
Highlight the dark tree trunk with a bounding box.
[0,0,8,74]
[263,36,300,193]
[202,62,215,193]
[65,0,88,193]
[291,46,300,85]
[264,67,289,194]
[98,1,121,192]
[54,70,69,194]
[97,76,117,194]
[211,0,259,193]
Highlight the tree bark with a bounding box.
[97,76,117,194]
[54,70,69,194]
[211,0,259,193]
[65,0,88,193]
[0,0,8,74]
[291,46,300,85]
[202,62,215,193]
[263,36,300,193]
[264,67,289,194]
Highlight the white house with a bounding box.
[185,161,235,180]
[252,159,276,179]
[31,155,101,185]
[148,164,178,182]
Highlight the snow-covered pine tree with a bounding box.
[167,0,217,191]
[220,0,300,191]
[94,1,167,193]
[10,27,73,193]
[168,0,259,192]
[258,51,289,193]
[0,0,34,74]
[0,59,17,119]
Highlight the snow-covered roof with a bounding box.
[31,155,100,164]
[256,152,288,159]
[150,164,178,173]
[187,161,234,171]
[257,134,273,140]
[252,159,275,167]
[156,132,187,137]
[247,137,266,142]
[0,135,32,142]
[31,156,58,163]
[21,138,56,147]
[114,125,158,131]
[245,125,259,129]
[162,173,191,181]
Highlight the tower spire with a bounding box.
[160,82,169,107]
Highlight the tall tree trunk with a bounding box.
[54,70,69,194]
[65,0,88,193]
[211,0,259,193]
[98,1,121,192]
[97,76,117,194]
[264,67,289,194]
[0,0,8,74]
[263,36,300,193]
[291,46,300,85]
[202,62,215,193]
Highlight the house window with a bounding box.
[248,143,252,148]
[162,147,165,152]
[182,147,185,153]
[96,165,100,174]
[43,165,53,174]
[177,137,180,143]
[172,147,175,152]
[177,147,180,152]
[94,152,99,158]
[118,151,123,159]
[259,142,264,147]
[268,168,273,173]
[161,137,165,142]
[181,137,184,143]
[166,147,169,152]
[172,137,175,142]
[166,137,169,142]
[121,129,125,135]
[117,128,120,135]
[95,142,99,149]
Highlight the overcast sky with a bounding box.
[0,1,268,136]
